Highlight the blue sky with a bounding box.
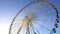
[0,0,60,34]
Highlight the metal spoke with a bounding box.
[32,18,55,23]
[30,21,40,34]
[29,22,37,34]
[17,25,23,34]
[32,21,52,31]
[38,14,55,18]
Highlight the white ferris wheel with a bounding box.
[9,0,59,34]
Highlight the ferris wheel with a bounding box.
[9,0,59,34]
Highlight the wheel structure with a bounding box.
[9,0,59,34]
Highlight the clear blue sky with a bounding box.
[0,0,60,34]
